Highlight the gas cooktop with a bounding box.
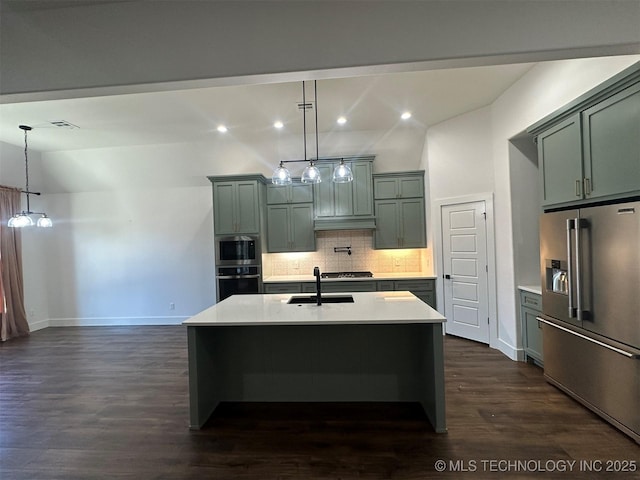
[320,271,373,279]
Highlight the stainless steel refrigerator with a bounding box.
[539,200,640,444]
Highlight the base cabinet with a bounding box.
[519,290,543,366]
[378,279,435,309]
[264,278,436,309]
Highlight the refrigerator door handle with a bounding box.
[575,218,590,321]
[566,218,576,318]
[537,318,640,358]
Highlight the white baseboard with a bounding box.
[48,316,187,327]
[28,318,50,332]
[493,337,522,361]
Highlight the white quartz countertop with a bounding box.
[518,285,542,295]
[263,272,437,282]
[183,291,446,327]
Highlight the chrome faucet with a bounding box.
[313,266,322,306]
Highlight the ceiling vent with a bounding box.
[50,120,79,129]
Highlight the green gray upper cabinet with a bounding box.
[313,156,375,230]
[582,82,640,200]
[209,175,266,235]
[373,174,424,199]
[528,62,640,209]
[266,182,315,253]
[266,182,314,204]
[537,114,583,206]
[373,171,426,249]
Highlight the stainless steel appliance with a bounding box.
[215,235,260,266]
[215,235,262,301]
[216,265,262,301]
[539,200,640,443]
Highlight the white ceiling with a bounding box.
[0,63,534,153]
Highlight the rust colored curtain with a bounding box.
[0,186,29,341]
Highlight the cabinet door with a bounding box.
[266,205,290,252]
[538,114,583,206]
[583,82,640,200]
[334,163,354,216]
[399,199,426,248]
[266,184,289,204]
[290,204,315,252]
[352,161,373,215]
[374,200,400,249]
[235,181,259,233]
[213,182,237,234]
[290,183,314,203]
[522,306,543,363]
[398,177,424,198]
[373,178,398,199]
[314,164,335,218]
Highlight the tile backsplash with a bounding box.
[263,230,430,276]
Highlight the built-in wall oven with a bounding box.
[216,265,262,301]
[215,235,262,301]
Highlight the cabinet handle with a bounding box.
[583,178,591,196]
[575,180,581,197]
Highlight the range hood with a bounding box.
[314,216,376,231]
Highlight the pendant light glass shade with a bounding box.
[301,162,321,184]
[37,215,53,228]
[8,213,34,228]
[332,159,353,183]
[272,161,292,185]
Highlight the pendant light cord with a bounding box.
[22,126,31,212]
[314,80,319,162]
[302,81,307,162]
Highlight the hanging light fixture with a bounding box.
[272,80,353,185]
[7,125,53,228]
[332,158,354,183]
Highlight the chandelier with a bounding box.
[272,81,353,185]
[7,125,53,228]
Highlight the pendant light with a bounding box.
[271,80,353,185]
[7,125,53,228]
[332,158,354,183]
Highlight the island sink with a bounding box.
[287,295,354,305]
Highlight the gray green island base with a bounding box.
[183,292,447,433]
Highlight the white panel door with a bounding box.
[441,201,489,343]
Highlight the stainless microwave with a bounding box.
[215,235,261,266]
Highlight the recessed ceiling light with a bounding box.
[274,121,284,129]
[217,125,228,133]
[337,116,347,125]
[401,111,412,120]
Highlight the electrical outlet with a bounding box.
[394,258,400,267]
[293,260,300,269]
[169,303,175,310]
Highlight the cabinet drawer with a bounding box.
[264,283,302,294]
[322,281,377,293]
[301,282,317,293]
[520,291,541,311]
[377,281,395,291]
[394,279,434,292]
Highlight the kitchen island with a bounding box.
[183,291,447,432]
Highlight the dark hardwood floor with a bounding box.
[1,326,637,479]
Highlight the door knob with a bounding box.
[444,274,451,279]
